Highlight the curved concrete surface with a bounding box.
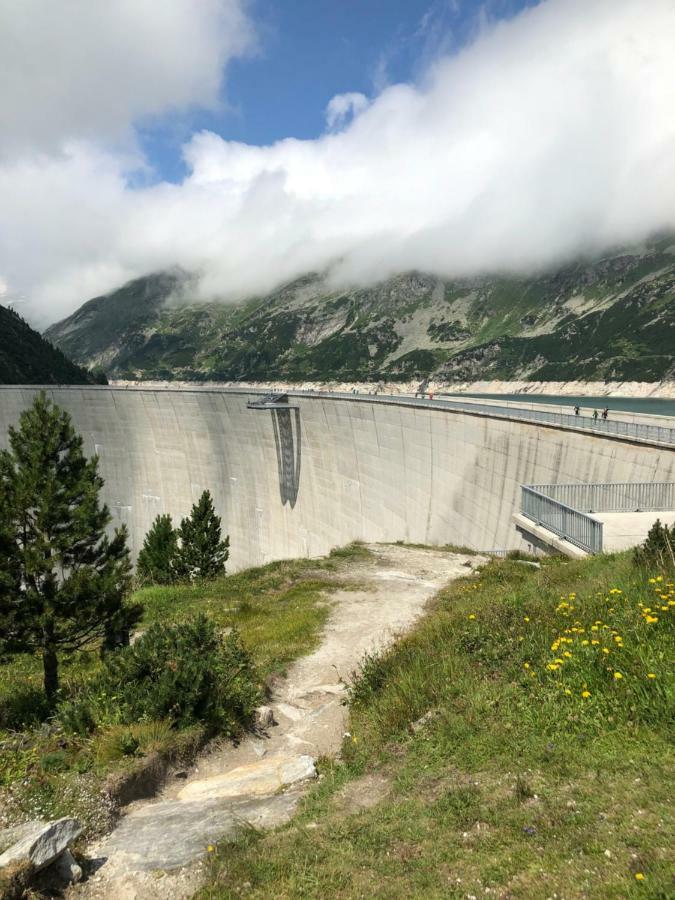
[1,386,673,570]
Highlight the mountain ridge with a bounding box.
[44,236,675,383]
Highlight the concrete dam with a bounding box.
[1,386,674,570]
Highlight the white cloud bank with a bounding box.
[0,0,674,326]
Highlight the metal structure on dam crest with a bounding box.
[0,385,673,570]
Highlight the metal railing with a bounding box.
[521,485,603,553]
[520,481,675,554]
[279,391,675,446]
[528,482,675,513]
[2,385,675,446]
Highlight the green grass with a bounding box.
[200,551,674,899]
[0,546,368,836]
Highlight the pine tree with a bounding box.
[176,490,229,580]
[633,518,675,570]
[0,393,141,703]
[137,514,178,584]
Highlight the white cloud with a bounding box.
[325,93,370,132]
[0,0,254,156]
[1,0,674,326]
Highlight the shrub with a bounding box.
[95,614,260,732]
[633,519,675,570]
[349,649,391,707]
[94,720,174,764]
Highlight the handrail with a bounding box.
[2,384,674,447]
[520,481,675,554]
[528,482,675,513]
[521,485,603,553]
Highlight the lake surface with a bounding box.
[442,393,675,417]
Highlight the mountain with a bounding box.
[0,304,95,384]
[45,236,675,383]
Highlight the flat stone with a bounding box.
[274,702,304,721]
[97,792,303,873]
[177,754,316,803]
[0,818,82,873]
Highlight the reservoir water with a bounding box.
[443,393,675,417]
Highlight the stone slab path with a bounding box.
[73,544,481,899]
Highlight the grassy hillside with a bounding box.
[0,304,94,384]
[45,236,675,383]
[200,550,674,899]
[0,549,367,839]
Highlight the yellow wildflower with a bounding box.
[581,690,591,698]
[468,614,476,620]
[635,872,645,881]
[647,673,656,679]
[613,672,623,680]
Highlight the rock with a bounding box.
[34,848,83,891]
[53,848,83,884]
[254,705,275,729]
[409,709,439,734]
[177,755,316,803]
[0,818,82,873]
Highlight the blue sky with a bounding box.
[140,0,537,182]
[4,0,672,323]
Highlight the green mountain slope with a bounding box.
[0,304,94,384]
[45,236,675,383]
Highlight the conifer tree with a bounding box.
[137,514,178,584]
[176,490,229,580]
[0,393,141,703]
[633,518,675,570]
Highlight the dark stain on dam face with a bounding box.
[272,408,302,507]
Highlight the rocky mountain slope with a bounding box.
[0,304,95,384]
[45,236,675,383]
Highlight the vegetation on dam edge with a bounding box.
[200,549,674,899]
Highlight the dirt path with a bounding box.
[73,545,481,899]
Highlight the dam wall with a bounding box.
[1,386,673,570]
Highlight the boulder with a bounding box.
[0,818,82,874]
